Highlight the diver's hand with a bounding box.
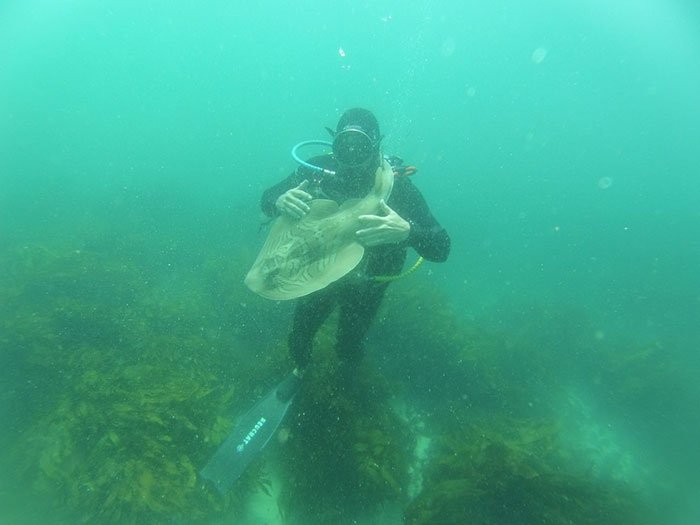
[356,200,410,247]
[275,180,312,219]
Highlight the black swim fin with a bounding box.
[200,371,301,495]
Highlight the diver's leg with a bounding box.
[288,290,337,369]
[336,282,389,365]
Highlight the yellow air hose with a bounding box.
[371,256,425,283]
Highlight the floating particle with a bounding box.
[441,37,456,57]
[598,177,613,189]
[531,47,548,64]
[277,427,291,444]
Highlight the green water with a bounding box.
[1,1,698,524]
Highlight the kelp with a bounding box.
[0,244,141,362]
[276,316,416,523]
[0,233,681,523]
[375,279,552,418]
[373,279,668,523]
[24,353,232,523]
[405,418,655,525]
[1,242,287,523]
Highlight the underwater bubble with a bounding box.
[531,47,548,64]
[598,176,613,189]
[277,427,291,444]
[465,86,476,97]
[441,38,456,57]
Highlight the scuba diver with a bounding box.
[261,107,450,375]
[199,108,450,495]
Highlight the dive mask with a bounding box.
[332,126,378,167]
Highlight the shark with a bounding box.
[245,159,394,300]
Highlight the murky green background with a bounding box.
[2,1,698,523]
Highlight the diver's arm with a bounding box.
[275,180,312,219]
[261,171,307,217]
[400,179,451,262]
[261,156,332,217]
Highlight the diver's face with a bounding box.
[337,150,381,181]
[333,127,379,168]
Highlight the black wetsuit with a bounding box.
[261,155,450,368]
